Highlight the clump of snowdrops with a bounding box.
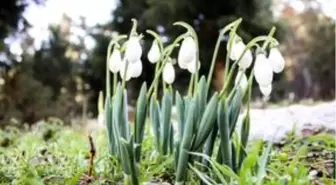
[99,18,285,185]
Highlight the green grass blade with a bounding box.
[134,83,147,162]
[160,90,173,154]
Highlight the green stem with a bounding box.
[113,73,117,95]
[206,18,242,89]
[154,62,160,99]
[187,74,195,97]
[121,61,130,90]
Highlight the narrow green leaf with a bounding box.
[228,88,243,136]
[160,90,173,154]
[193,93,218,150]
[134,83,147,162]
[175,91,185,141]
[217,100,232,168]
[150,96,160,151]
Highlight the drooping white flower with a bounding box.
[108,49,122,73]
[186,60,201,74]
[130,60,143,78]
[147,40,160,63]
[259,84,272,97]
[119,60,132,81]
[254,53,273,86]
[268,47,285,73]
[163,62,175,84]
[178,36,196,69]
[97,113,104,125]
[234,70,248,89]
[230,39,253,69]
[125,36,142,63]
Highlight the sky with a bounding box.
[6,0,336,56]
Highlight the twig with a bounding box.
[88,135,96,177]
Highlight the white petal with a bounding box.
[178,37,196,67]
[254,54,273,86]
[268,48,285,73]
[234,70,248,89]
[131,60,142,78]
[125,36,142,63]
[147,40,160,63]
[238,49,253,69]
[119,61,132,81]
[187,60,201,74]
[163,62,175,84]
[259,84,272,97]
[230,40,245,61]
[97,113,104,125]
[108,49,122,73]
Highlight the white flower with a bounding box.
[187,60,201,74]
[254,53,273,86]
[108,49,122,73]
[119,60,132,81]
[130,60,143,78]
[125,36,142,63]
[178,36,196,69]
[259,84,272,97]
[163,62,175,84]
[147,40,160,63]
[234,70,248,89]
[230,39,253,69]
[97,113,104,125]
[268,47,285,73]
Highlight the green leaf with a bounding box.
[104,95,115,154]
[134,83,147,162]
[193,93,218,150]
[175,91,185,141]
[176,100,196,183]
[150,96,160,151]
[228,88,243,136]
[217,100,232,168]
[160,90,173,154]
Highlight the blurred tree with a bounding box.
[89,0,284,102]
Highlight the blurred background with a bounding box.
[0,0,335,126]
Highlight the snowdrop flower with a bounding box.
[125,36,142,63]
[186,59,200,74]
[268,47,285,73]
[147,40,160,63]
[234,69,248,89]
[163,62,175,84]
[108,49,122,73]
[178,36,196,69]
[97,113,104,125]
[131,60,143,78]
[119,60,132,81]
[230,38,253,69]
[259,84,272,97]
[254,53,273,86]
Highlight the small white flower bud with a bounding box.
[163,62,175,84]
[186,60,201,74]
[254,53,273,86]
[131,60,143,78]
[108,49,122,73]
[97,113,104,125]
[178,36,196,69]
[119,60,132,81]
[147,40,160,63]
[125,36,142,63]
[268,47,285,73]
[230,39,253,69]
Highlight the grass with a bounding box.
[0,120,335,185]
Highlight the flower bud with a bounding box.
[234,70,248,89]
[163,62,175,84]
[187,60,200,74]
[147,40,160,63]
[268,47,285,73]
[230,39,252,69]
[119,60,132,81]
[254,53,273,86]
[178,36,196,69]
[108,49,122,73]
[97,113,104,125]
[131,60,143,78]
[259,84,272,97]
[125,36,142,63]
